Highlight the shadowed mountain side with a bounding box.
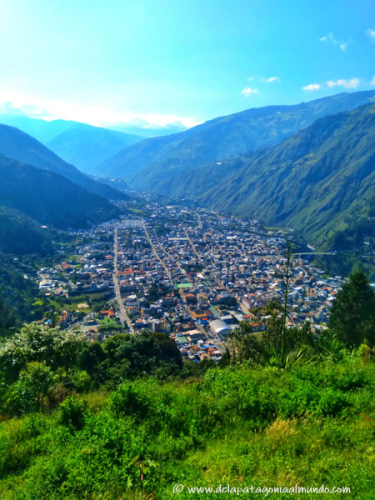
[0,155,121,229]
[0,206,52,255]
[178,104,375,251]
[0,124,129,201]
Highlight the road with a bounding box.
[184,228,203,263]
[142,220,174,285]
[113,226,135,334]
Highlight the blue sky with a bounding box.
[0,0,374,129]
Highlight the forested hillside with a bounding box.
[0,206,52,255]
[0,124,127,201]
[99,90,375,189]
[0,155,121,229]
[160,104,375,277]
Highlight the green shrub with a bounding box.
[110,380,153,421]
[4,362,55,416]
[315,389,350,417]
[58,395,87,430]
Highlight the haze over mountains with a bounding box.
[98,90,375,191]
[0,123,126,240]
[46,127,141,174]
[0,115,142,174]
[0,113,181,173]
[0,124,128,201]
[0,89,374,273]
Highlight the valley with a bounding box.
[2,3,375,497]
[17,197,346,362]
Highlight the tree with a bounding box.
[152,332,183,368]
[5,362,56,416]
[0,296,17,336]
[229,321,262,365]
[0,324,86,382]
[102,330,183,382]
[79,342,107,379]
[328,269,375,348]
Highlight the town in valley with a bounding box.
[34,197,343,362]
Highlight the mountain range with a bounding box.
[174,104,375,251]
[46,126,141,174]
[98,90,375,192]
[0,115,142,174]
[1,90,375,274]
[0,124,128,201]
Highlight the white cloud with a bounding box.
[0,88,201,129]
[249,76,280,83]
[319,32,350,51]
[260,76,280,83]
[241,87,259,96]
[302,83,321,91]
[326,78,360,89]
[366,28,375,39]
[370,75,375,86]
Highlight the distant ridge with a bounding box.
[46,126,142,174]
[0,124,129,200]
[98,89,375,191]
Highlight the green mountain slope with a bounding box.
[99,90,375,189]
[0,124,128,201]
[0,206,52,255]
[187,104,375,254]
[0,155,120,229]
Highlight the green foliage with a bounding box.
[0,295,16,337]
[110,380,153,421]
[98,317,122,333]
[329,269,375,347]
[100,331,182,384]
[0,206,53,255]
[315,329,346,362]
[1,289,375,498]
[0,324,86,382]
[0,360,374,499]
[58,395,87,430]
[0,155,121,230]
[229,319,314,369]
[4,362,56,416]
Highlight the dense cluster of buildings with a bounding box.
[36,201,344,361]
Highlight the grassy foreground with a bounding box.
[0,359,374,499]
